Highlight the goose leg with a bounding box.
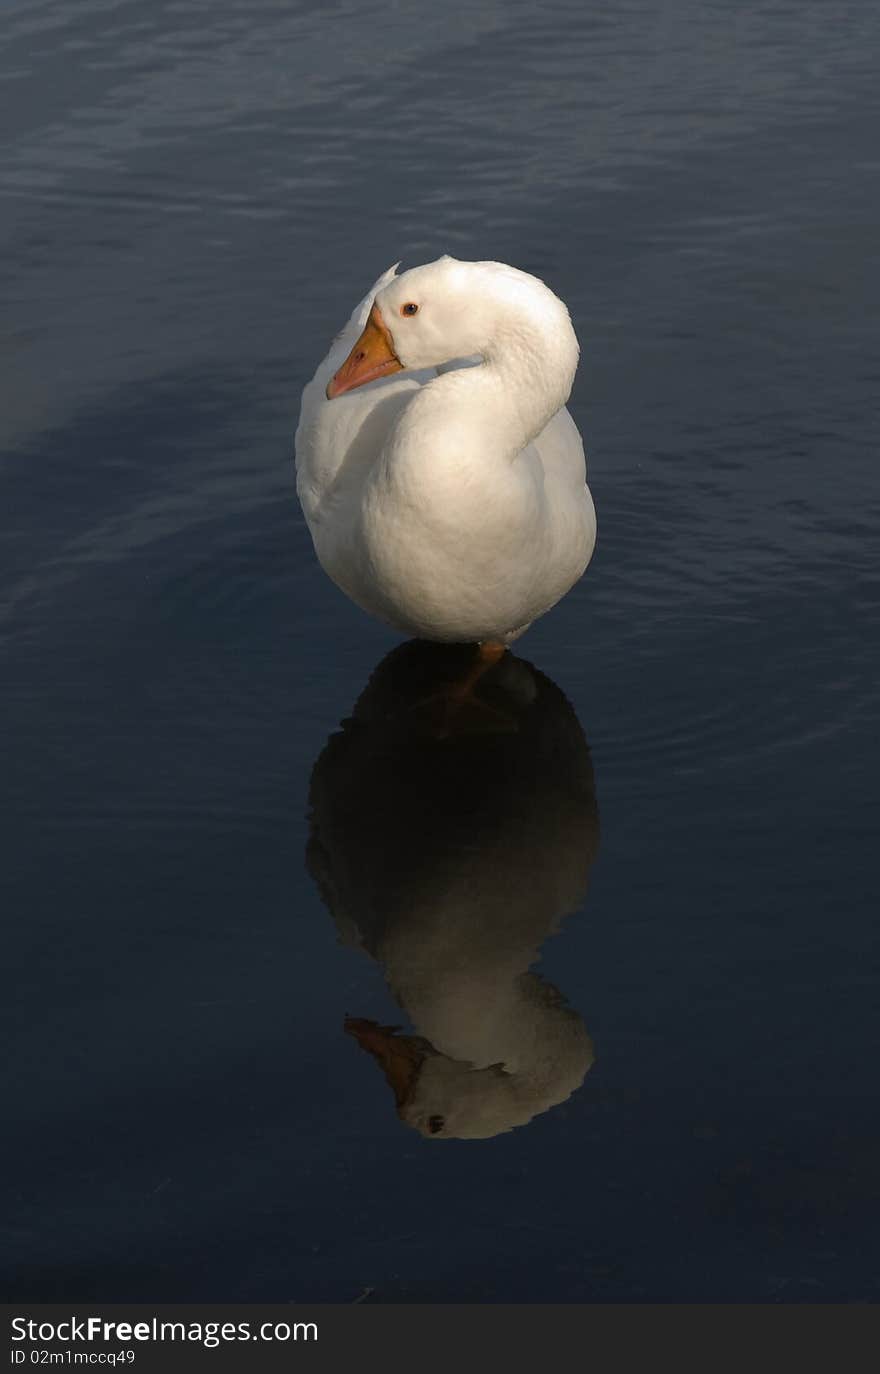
[415,640,516,736]
[449,640,507,702]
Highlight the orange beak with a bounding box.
[326,303,404,399]
[344,1017,429,1112]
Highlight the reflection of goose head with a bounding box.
[307,642,600,1140]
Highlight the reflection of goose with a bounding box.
[307,642,600,1140]
[295,258,596,647]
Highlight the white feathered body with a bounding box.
[295,260,596,643]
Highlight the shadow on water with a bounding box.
[306,640,600,1140]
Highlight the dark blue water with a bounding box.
[3,0,879,1302]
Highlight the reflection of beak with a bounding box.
[345,1017,429,1110]
[326,304,403,399]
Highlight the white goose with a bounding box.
[295,257,595,667]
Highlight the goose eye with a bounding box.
[427,1115,445,1135]
[400,302,419,317]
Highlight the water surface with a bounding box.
[3,0,879,1301]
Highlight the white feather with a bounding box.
[295,256,596,643]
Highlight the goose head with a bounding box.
[326,256,578,401]
[346,978,595,1142]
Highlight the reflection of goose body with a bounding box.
[307,642,600,1139]
[295,258,596,645]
